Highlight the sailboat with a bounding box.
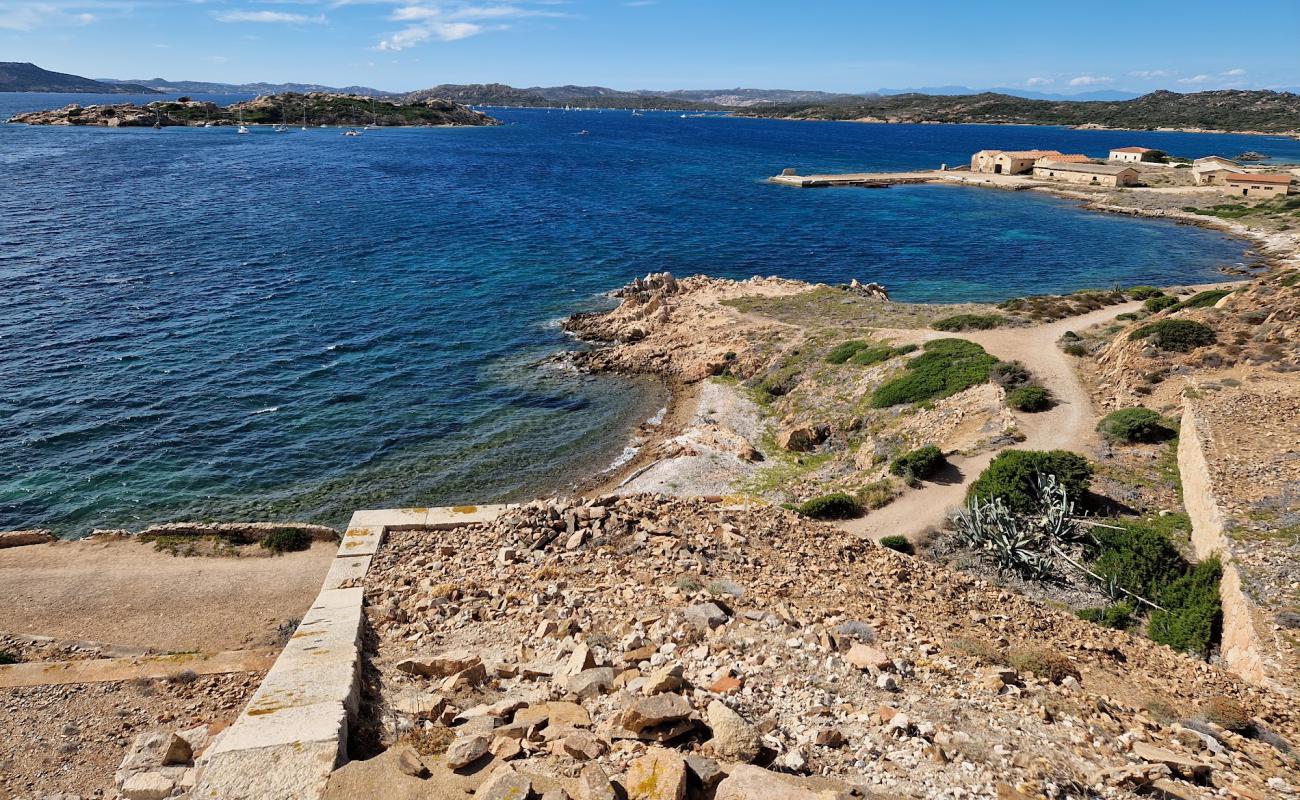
[364,98,378,131]
[237,107,250,134]
[301,100,308,131]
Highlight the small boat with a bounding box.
[343,129,361,137]
[237,125,250,135]
[680,114,687,118]
[576,130,590,136]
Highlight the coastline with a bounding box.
[739,113,1300,139]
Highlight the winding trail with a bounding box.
[838,299,1152,542]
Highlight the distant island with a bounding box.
[736,89,1300,135]
[0,62,160,94]
[6,92,498,127]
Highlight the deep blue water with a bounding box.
[3,93,1290,535]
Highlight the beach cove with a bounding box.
[2,101,1293,536]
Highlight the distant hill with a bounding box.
[873,85,1140,101]
[404,83,720,111]
[0,62,159,94]
[737,90,1300,134]
[101,77,391,97]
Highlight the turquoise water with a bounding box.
[1,96,1277,535]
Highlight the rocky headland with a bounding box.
[6,91,499,127]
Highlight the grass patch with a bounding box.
[856,478,899,510]
[1129,319,1215,352]
[1173,289,1231,311]
[1127,285,1164,300]
[932,313,1006,332]
[262,528,312,553]
[869,339,997,408]
[825,339,871,364]
[1143,295,1179,313]
[879,535,914,554]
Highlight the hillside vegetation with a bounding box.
[738,89,1300,133]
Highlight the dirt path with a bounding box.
[0,537,335,652]
[839,300,1150,542]
[0,648,278,688]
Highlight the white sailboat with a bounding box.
[237,108,249,134]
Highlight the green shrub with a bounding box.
[795,492,862,520]
[1062,342,1088,357]
[826,340,870,364]
[879,535,914,554]
[755,364,802,399]
[990,360,1031,388]
[1127,286,1164,300]
[1007,648,1080,684]
[856,479,898,510]
[849,343,916,366]
[1174,289,1231,310]
[1076,603,1136,630]
[1006,385,1052,412]
[1129,319,1215,352]
[1143,295,1179,313]
[967,450,1093,513]
[1097,407,1176,443]
[869,339,997,408]
[262,528,313,553]
[1092,521,1187,599]
[0,650,21,665]
[931,313,1006,332]
[1148,557,1222,658]
[889,445,946,480]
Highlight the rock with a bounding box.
[541,791,571,800]
[477,764,536,800]
[815,728,846,748]
[643,664,685,695]
[833,620,875,643]
[444,734,490,770]
[393,746,429,779]
[119,772,175,800]
[775,746,809,773]
[714,764,825,800]
[705,700,762,762]
[120,731,193,771]
[625,748,687,800]
[441,661,489,692]
[844,644,891,671]
[0,529,55,549]
[565,667,616,699]
[577,763,618,800]
[396,650,481,678]
[565,643,598,675]
[622,694,693,733]
[683,602,729,631]
[875,673,898,692]
[775,425,827,453]
[392,692,448,719]
[1131,742,1212,782]
[562,731,608,761]
[684,754,725,791]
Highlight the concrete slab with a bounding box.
[192,739,338,800]
[349,508,427,529]
[336,525,384,556]
[321,554,372,590]
[0,648,276,688]
[425,503,508,529]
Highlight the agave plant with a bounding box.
[951,471,1087,579]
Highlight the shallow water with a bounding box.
[2,97,1282,534]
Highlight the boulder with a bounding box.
[714,765,830,800]
[576,763,618,800]
[564,667,616,699]
[625,748,687,800]
[705,701,762,763]
[622,694,693,733]
[397,650,481,679]
[120,772,175,800]
[775,425,827,452]
[120,731,193,771]
[683,602,729,631]
[0,529,55,549]
[561,731,607,761]
[845,644,892,671]
[444,735,490,770]
[476,764,536,800]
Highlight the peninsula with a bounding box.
[6,92,499,127]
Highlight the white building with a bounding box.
[1192,156,1244,186]
[1109,147,1161,163]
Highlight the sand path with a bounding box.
[0,537,335,652]
[839,300,1149,541]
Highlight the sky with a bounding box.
[2,0,1298,93]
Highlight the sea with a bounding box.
[4,92,1298,535]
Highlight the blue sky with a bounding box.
[3,0,1297,93]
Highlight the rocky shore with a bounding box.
[6,92,499,127]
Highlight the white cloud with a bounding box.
[1025,77,1052,86]
[214,8,326,22]
[374,1,566,50]
[446,3,570,19]
[1067,75,1113,87]
[391,4,439,19]
[0,2,97,31]
[378,19,480,49]
[1224,67,1246,76]
[1129,69,1173,79]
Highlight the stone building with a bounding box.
[971,149,1064,174]
[1223,173,1293,198]
[1109,146,1161,163]
[1032,161,1140,187]
[1192,156,1245,186]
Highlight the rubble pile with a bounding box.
[349,494,1300,799]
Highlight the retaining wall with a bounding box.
[191,504,506,800]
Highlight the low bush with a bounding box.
[1199,695,1253,735]
[1006,385,1052,412]
[826,339,871,364]
[967,450,1093,514]
[869,339,997,408]
[1174,289,1231,310]
[849,343,916,366]
[856,479,898,510]
[931,313,1006,332]
[990,360,1031,388]
[1062,342,1088,357]
[1092,520,1188,600]
[1097,407,1176,443]
[795,492,862,520]
[262,528,313,553]
[1127,285,1164,300]
[1007,648,1080,684]
[889,445,946,480]
[1148,557,1222,659]
[0,650,21,665]
[1076,603,1136,630]
[1129,319,1215,352]
[879,535,914,554]
[1143,295,1179,313]
[755,364,802,399]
